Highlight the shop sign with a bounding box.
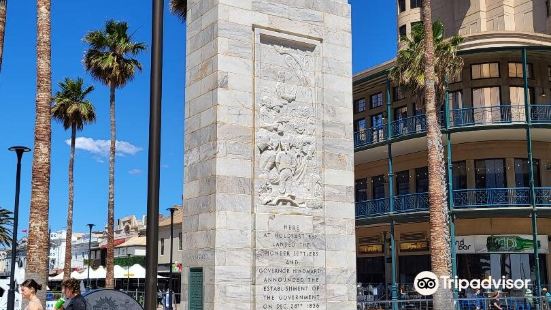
[400,241,429,252]
[358,244,383,254]
[455,235,549,254]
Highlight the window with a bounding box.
[394,106,408,134]
[354,118,367,132]
[475,159,506,189]
[450,70,462,83]
[514,159,540,187]
[449,91,463,109]
[160,238,165,255]
[354,98,366,113]
[393,87,406,101]
[399,25,407,39]
[410,0,421,9]
[355,178,368,202]
[396,171,410,195]
[178,232,183,250]
[508,63,533,79]
[452,161,467,190]
[370,93,383,108]
[471,63,500,79]
[398,0,406,12]
[371,113,384,142]
[472,87,500,107]
[371,113,383,128]
[394,106,408,120]
[509,87,535,105]
[372,175,386,199]
[415,167,428,193]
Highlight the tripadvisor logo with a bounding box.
[414,271,439,296]
[413,271,531,296]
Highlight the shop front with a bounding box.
[455,235,549,288]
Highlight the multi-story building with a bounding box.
[354,0,551,295]
[157,206,183,296]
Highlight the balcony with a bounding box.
[355,187,551,220]
[354,105,551,150]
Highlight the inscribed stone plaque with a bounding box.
[189,268,203,310]
[254,28,325,310]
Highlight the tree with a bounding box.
[389,14,463,310]
[390,21,463,104]
[26,0,51,306]
[52,77,96,280]
[0,0,7,71]
[83,20,145,288]
[0,209,13,247]
[169,0,187,20]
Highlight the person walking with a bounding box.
[20,279,43,310]
[57,278,86,310]
[490,291,503,310]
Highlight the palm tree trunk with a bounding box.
[105,84,116,289]
[0,0,6,72]
[63,123,77,280]
[26,0,51,307]
[422,1,454,309]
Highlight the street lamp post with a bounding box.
[7,146,30,310]
[86,224,94,290]
[167,207,177,310]
[145,0,164,308]
[127,253,131,292]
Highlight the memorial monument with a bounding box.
[182,1,355,309]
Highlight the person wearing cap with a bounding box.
[58,278,86,310]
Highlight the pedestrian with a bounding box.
[490,291,503,310]
[58,278,87,310]
[20,279,43,310]
[543,288,551,309]
[474,288,484,310]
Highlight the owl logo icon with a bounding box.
[414,271,439,296]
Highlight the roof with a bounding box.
[115,236,146,248]
[159,206,183,227]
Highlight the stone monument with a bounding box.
[182,1,355,309]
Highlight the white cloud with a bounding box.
[128,169,142,175]
[66,137,142,158]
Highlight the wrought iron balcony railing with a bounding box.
[355,187,551,219]
[354,104,551,149]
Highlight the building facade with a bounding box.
[354,0,551,298]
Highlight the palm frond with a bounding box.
[0,209,13,248]
[83,20,146,88]
[389,21,464,103]
[52,77,96,130]
[170,0,187,21]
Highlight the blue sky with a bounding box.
[0,0,396,234]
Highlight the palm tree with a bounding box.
[52,77,96,281]
[26,0,51,306]
[169,0,187,20]
[389,16,463,310]
[0,0,7,71]
[0,208,13,247]
[83,20,145,288]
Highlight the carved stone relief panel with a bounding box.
[255,31,323,212]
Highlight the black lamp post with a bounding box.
[7,146,30,310]
[126,253,132,292]
[167,207,177,310]
[86,223,94,290]
[145,0,164,308]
